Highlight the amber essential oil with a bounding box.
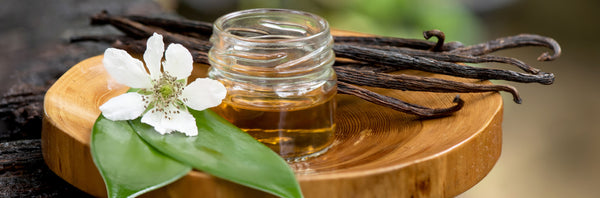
[214,96,336,161]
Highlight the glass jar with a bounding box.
[208,8,336,161]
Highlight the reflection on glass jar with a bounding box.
[208,8,336,161]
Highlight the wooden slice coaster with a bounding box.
[42,37,502,198]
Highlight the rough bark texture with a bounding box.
[0,140,93,198]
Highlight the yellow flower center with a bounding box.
[159,84,174,99]
[138,73,187,120]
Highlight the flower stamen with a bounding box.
[137,72,189,121]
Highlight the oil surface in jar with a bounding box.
[213,96,336,160]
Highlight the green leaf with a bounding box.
[130,109,303,198]
[91,115,192,198]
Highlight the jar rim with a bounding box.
[212,8,330,44]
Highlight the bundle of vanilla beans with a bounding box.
[71,11,561,117]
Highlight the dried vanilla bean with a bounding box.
[333,44,555,84]
[423,29,445,52]
[361,45,540,74]
[334,66,522,103]
[337,29,541,74]
[91,11,212,52]
[90,12,147,39]
[110,40,210,64]
[71,35,210,64]
[108,38,210,64]
[333,61,398,73]
[126,15,213,38]
[333,36,464,51]
[451,34,561,61]
[337,82,464,117]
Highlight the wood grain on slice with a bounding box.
[42,32,502,198]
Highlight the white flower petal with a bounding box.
[141,108,171,135]
[164,110,198,136]
[181,78,227,111]
[99,92,146,121]
[143,33,164,80]
[163,43,193,80]
[141,106,198,136]
[103,48,152,89]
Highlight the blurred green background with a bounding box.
[1,0,598,197]
[177,0,484,42]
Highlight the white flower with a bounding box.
[99,33,227,136]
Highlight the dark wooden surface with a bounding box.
[0,140,93,197]
[0,43,99,198]
[0,0,166,197]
